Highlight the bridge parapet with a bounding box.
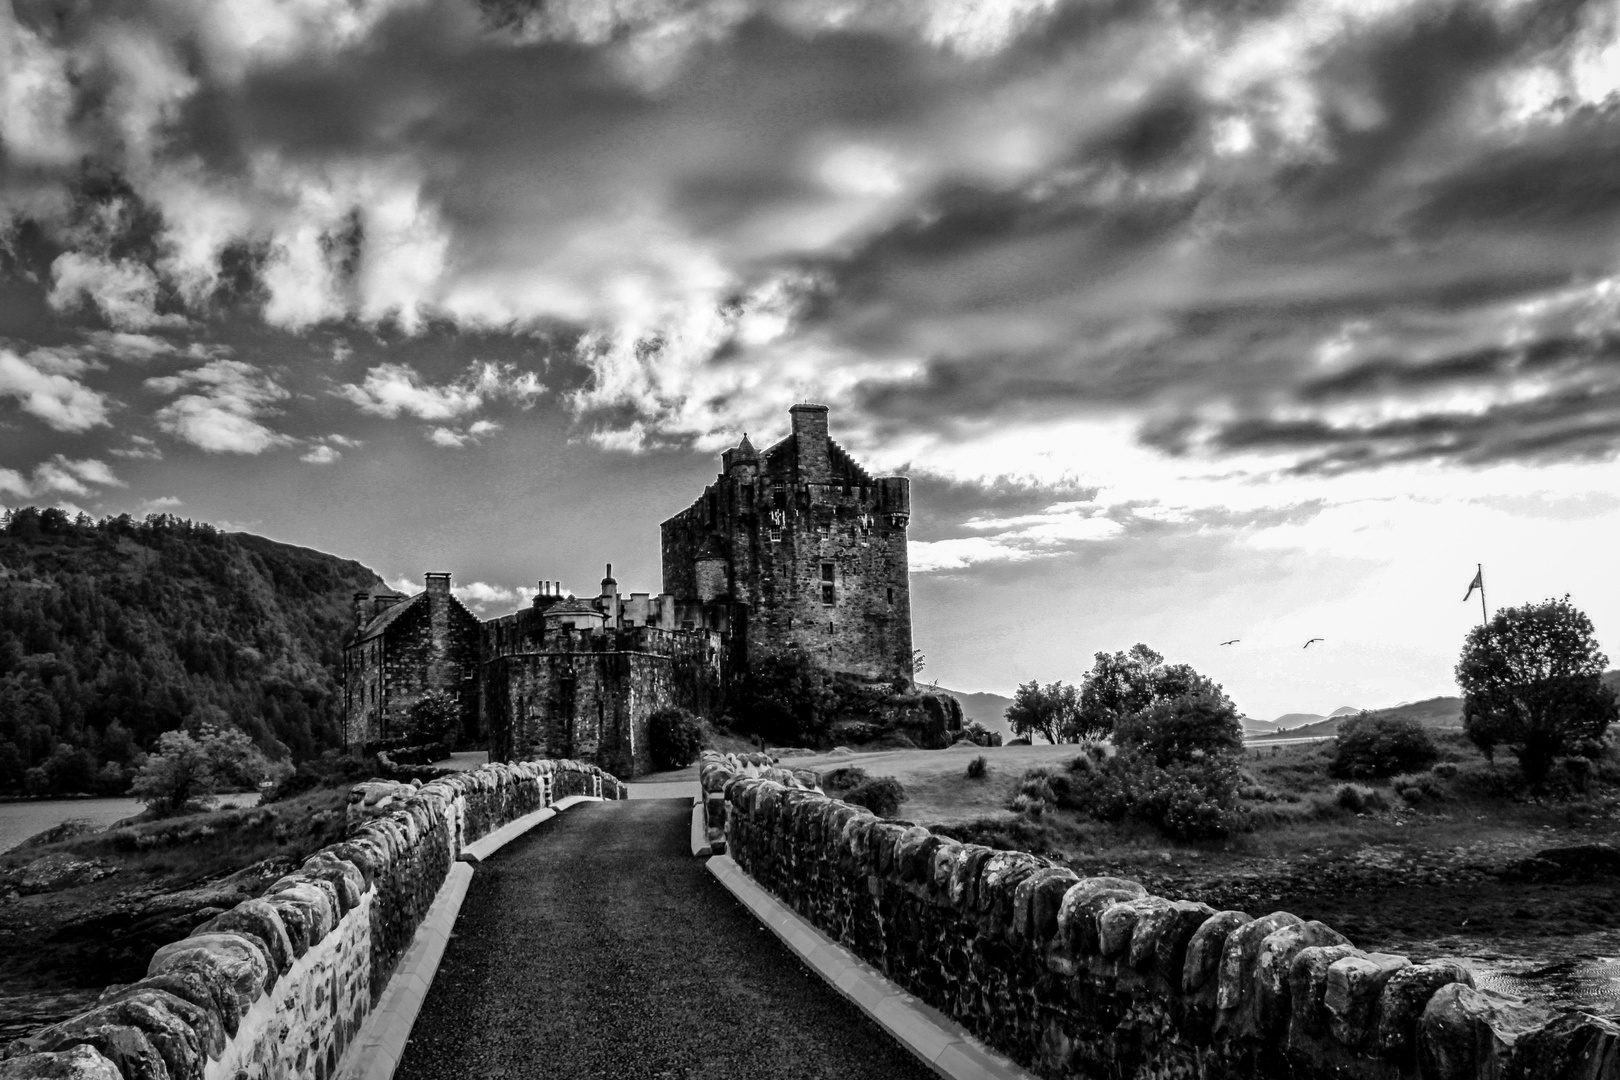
[697,750,818,854]
[1,759,628,1080]
[719,774,1620,1080]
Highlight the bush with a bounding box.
[820,765,870,791]
[1334,783,1388,813]
[1330,714,1439,779]
[130,731,218,815]
[647,707,704,770]
[966,755,987,779]
[1392,771,1445,805]
[843,775,906,818]
[1114,690,1244,767]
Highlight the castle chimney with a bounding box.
[424,572,451,597]
[353,592,372,632]
[601,563,619,629]
[790,403,831,482]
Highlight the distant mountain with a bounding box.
[936,687,1015,739]
[0,508,384,796]
[1271,712,1328,731]
[1328,706,1361,717]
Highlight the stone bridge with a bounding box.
[2,755,1615,1080]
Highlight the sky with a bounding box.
[4,0,1620,720]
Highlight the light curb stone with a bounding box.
[706,855,1038,1080]
[335,795,600,1080]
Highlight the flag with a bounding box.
[1463,567,1483,602]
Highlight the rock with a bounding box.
[1418,983,1553,1080]
[194,899,295,974]
[95,986,224,1061]
[1183,910,1250,994]
[1509,1011,1620,1080]
[1372,960,1474,1063]
[131,966,240,1036]
[1099,896,1170,959]
[947,846,996,910]
[0,1044,122,1079]
[1250,920,1349,1036]
[7,1019,169,1080]
[147,933,270,1013]
[1011,868,1079,947]
[1055,877,1146,956]
[14,853,119,895]
[1285,944,1364,1041]
[1132,900,1215,975]
[298,853,365,913]
[1324,953,1408,1049]
[1216,911,1302,1011]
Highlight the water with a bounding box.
[1452,955,1620,1016]
[0,793,260,854]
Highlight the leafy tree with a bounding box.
[1455,596,1618,784]
[733,650,833,746]
[1005,680,1080,743]
[1329,714,1438,779]
[1073,644,1219,741]
[648,707,704,770]
[1114,688,1244,768]
[130,730,218,814]
[405,690,459,747]
[196,724,280,790]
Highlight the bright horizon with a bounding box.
[6,0,1620,721]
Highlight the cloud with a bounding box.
[143,495,183,508]
[84,331,177,362]
[452,580,537,611]
[2,455,125,499]
[146,359,293,454]
[48,253,186,330]
[338,361,541,422]
[300,445,342,464]
[426,418,501,448]
[0,348,112,431]
[110,435,163,459]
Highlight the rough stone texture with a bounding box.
[0,1047,121,1080]
[722,774,1592,1080]
[1419,983,1555,1080]
[661,405,914,683]
[2,758,625,1080]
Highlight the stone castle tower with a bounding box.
[661,403,914,684]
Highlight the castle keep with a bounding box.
[343,405,913,777]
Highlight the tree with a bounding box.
[1114,689,1243,768]
[405,690,459,747]
[1073,644,1221,741]
[648,707,704,770]
[733,650,833,746]
[1329,714,1438,779]
[130,730,217,814]
[1455,596,1618,784]
[1005,680,1080,744]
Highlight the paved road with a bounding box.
[394,799,937,1080]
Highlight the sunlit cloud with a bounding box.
[146,360,292,454]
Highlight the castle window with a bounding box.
[822,583,836,606]
[772,481,785,508]
[821,562,834,581]
[887,587,893,605]
[769,526,781,542]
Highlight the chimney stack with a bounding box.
[353,592,372,632]
[789,403,830,482]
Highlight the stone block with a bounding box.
[1371,960,1474,1063]
[1013,867,1079,948]
[1325,952,1408,1049]
[1100,896,1171,959]
[1509,1011,1620,1080]
[1284,944,1364,1042]
[96,985,225,1061]
[148,933,271,1011]
[1131,899,1215,975]
[195,899,295,974]
[1248,920,1349,1036]
[931,838,963,891]
[948,845,995,911]
[0,1045,122,1079]
[300,853,366,913]
[1418,983,1553,1080]
[133,964,241,1035]
[7,1020,168,1080]
[1215,911,1302,1012]
[1053,877,1145,956]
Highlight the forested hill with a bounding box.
[0,507,384,796]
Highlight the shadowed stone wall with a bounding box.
[0,760,628,1080]
[719,775,1620,1080]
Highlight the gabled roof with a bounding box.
[757,433,874,484]
[355,593,423,643]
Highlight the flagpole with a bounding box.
[1478,563,1486,627]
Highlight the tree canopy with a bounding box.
[1455,595,1617,783]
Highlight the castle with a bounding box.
[343,404,914,777]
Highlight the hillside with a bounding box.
[937,687,1015,740]
[0,507,383,796]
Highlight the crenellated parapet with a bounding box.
[718,776,1620,1080]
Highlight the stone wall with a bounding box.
[696,750,820,854]
[1,759,628,1080]
[720,776,1620,1080]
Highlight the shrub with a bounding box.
[820,765,870,791]
[1330,714,1439,779]
[1114,690,1244,767]
[1334,783,1388,813]
[406,690,460,748]
[1392,771,1444,805]
[966,755,987,779]
[130,731,218,815]
[843,775,906,818]
[647,707,704,770]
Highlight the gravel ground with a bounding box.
[393,798,938,1080]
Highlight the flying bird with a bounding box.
[1219,639,1240,646]
[1304,638,1324,648]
